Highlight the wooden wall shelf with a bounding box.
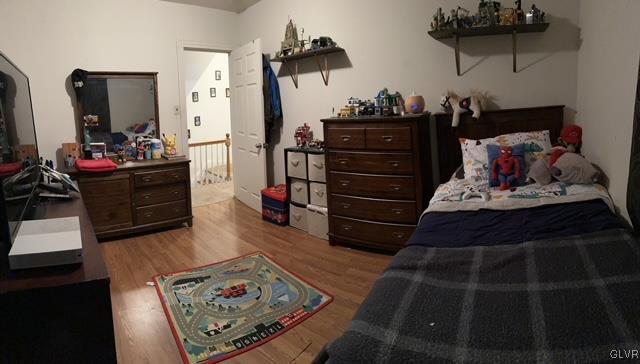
[270,47,345,88]
[428,23,550,75]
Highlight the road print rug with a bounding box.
[153,252,333,363]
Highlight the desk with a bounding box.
[0,192,116,363]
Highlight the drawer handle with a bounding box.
[170,173,180,179]
[342,224,353,232]
[314,190,325,197]
[337,159,349,166]
[339,180,350,187]
[312,161,324,169]
[144,212,153,218]
[382,135,394,142]
[290,159,300,167]
[340,203,351,209]
[392,232,405,239]
[173,191,180,195]
[293,213,301,220]
[142,176,152,182]
[387,161,400,167]
[341,135,351,142]
[391,208,403,215]
[173,208,180,213]
[389,184,402,191]
[294,185,303,192]
[143,194,152,199]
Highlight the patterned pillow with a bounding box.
[460,130,552,182]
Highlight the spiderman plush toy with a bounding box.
[491,146,521,191]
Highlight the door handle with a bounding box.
[255,142,269,149]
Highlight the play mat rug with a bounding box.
[153,252,333,363]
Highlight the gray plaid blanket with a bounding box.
[321,229,640,363]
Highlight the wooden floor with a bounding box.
[101,198,393,363]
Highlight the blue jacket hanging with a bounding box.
[263,54,282,144]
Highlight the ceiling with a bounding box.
[162,0,260,13]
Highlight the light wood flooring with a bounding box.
[101,198,393,363]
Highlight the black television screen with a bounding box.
[0,50,40,246]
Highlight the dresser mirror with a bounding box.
[76,72,159,153]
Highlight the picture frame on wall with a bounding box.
[215,70,221,80]
[210,88,216,98]
[192,92,199,102]
[226,88,230,98]
[194,116,201,127]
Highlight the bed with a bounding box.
[316,106,640,363]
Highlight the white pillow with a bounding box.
[460,130,552,182]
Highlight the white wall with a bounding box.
[576,0,640,222]
[238,0,581,185]
[184,50,231,143]
[0,0,239,164]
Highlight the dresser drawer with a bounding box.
[331,194,417,224]
[366,127,412,150]
[326,127,365,149]
[309,182,327,207]
[329,172,415,199]
[307,153,326,182]
[287,152,307,179]
[289,204,308,231]
[134,183,186,207]
[331,216,415,247]
[134,167,188,187]
[290,178,309,205]
[136,200,187,225]
[328,151,414,175]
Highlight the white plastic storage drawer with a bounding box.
[290,178,309,205]
[287,152,307,179]
[307,153,326,182]
[307,204,328,240]
[309,182,327,207]
[290,204,308,231]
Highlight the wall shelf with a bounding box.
[270,47,345,88]
[428,23,549,76]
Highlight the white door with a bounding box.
[230,39,267,211]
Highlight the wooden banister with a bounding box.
[188,134,232,185]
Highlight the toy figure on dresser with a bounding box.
[374,88,404,116]
[307,139,324,150]
[294,123,313,147]
[136,144,145,160]
[358,100,375,116]
[338,97,360,118]
[162,133,177,156]
[441,90,489,127]
[115,145,126,164]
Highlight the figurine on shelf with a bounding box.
[499,8,516,25]
[310,37,337,50]
[307,139,325,150]
[515,0,525,24]
[294,123,313,147]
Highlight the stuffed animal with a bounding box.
[162,133,177,155]
[549,125,582,166]
[441,90,488,127]
[491,145,522,191]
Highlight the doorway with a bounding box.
[181,48,233,207]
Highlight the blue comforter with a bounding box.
[408,199,626,248]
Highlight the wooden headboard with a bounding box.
[433,105,565,184]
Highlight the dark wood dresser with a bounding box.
[62,159,192,239]
[0,193,116,363]
[321,114,433,251]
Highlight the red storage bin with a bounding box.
[261,184,289,226]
